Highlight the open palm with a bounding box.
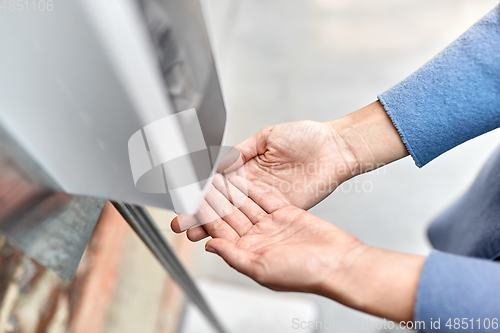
[224,120,356,210]
[205,205,361,293]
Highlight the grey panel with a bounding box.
[0,124,105,280]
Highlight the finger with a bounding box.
[195,199,240,242]
[212,173,267,224]
[186,225,209,242]
[171,214,198,233]
[221,167,249,205]
[205,238,258,278]
[228,173,289,214]
[204,182,253,236]
[204,184,233,217]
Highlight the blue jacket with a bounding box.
[378,4,500,332]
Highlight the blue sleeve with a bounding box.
[378,5,500,167]
[416,251,500,332]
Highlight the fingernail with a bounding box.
[205,246,217,254]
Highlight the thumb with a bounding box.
[217,127,271,173]
[205,238,257,278]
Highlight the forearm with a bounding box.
[317,244,426,322]
[328,100,409,178]
[379,5,500,167]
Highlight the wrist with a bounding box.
[318,243,426,322]
[326,101,409,179]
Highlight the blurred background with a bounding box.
[1,1,499,333]
[183,0,500,332]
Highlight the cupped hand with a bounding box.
[171,172,423,322]
[204,205,364,294]
[171,170,423,322]
[222,120,358,210]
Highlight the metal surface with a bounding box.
[0,124,105,280]
[1,195,105,281]
[0,0,227,213]
[111,201,227,333]
[141,0,228,182]
[0,2,229,328]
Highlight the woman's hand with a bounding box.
[220,120,357,210]
[173,101,409,240]
[204,205,364,294]
[172,177,424,323]
[174,201,425,322]
[217,101,409,210]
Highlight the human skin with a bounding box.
[171,101,426,322]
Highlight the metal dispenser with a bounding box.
[0,0,227,331]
